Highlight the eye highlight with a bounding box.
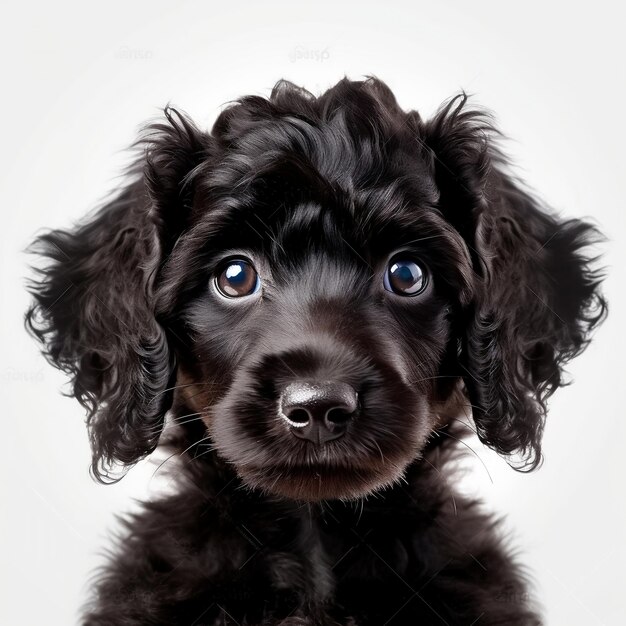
[214,258,260,298]
[384,257,427,296]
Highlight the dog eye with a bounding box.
[215,259,260,298]
[384,258,427,296]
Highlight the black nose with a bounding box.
[278,381,358,445]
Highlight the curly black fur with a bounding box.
[26,77,606,625]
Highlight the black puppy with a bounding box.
[27,77,606,625]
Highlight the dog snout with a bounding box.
[278,381,358,445]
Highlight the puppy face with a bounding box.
[162,165,472,500]
[27,78,606,500]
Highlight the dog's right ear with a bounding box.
[26,108,210,482]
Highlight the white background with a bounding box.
[1,1,624,624]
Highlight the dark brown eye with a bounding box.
[384,258,427,296]
[215,259,260,298]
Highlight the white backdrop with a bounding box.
[1,1,624,624]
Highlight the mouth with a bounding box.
[235,457,409,502]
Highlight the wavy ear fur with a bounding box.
[25,108,210,481]
[422,95,607,469]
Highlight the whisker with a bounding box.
[446,416,479,437]
[178,436,213,459]
[190,444,219,462]
[151,435,213,479]
[160,414,208,435]
[143,411,205,436]
[166,415,207,430]
[373,439,386,464]
[147,382,218,405]
[421,457,441,475]
[150,449,181,479]
[438,429,493,484]
[410,375,461,385]
[169,411,203,423]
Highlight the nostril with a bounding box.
[279,381,358,441]
[326,407,354,425]
[285,407,310,425]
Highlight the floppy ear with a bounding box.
[422,95,607,469]
[26,108,210,481]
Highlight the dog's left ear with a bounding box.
[26,108,210,481]
[421,95,607,469]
